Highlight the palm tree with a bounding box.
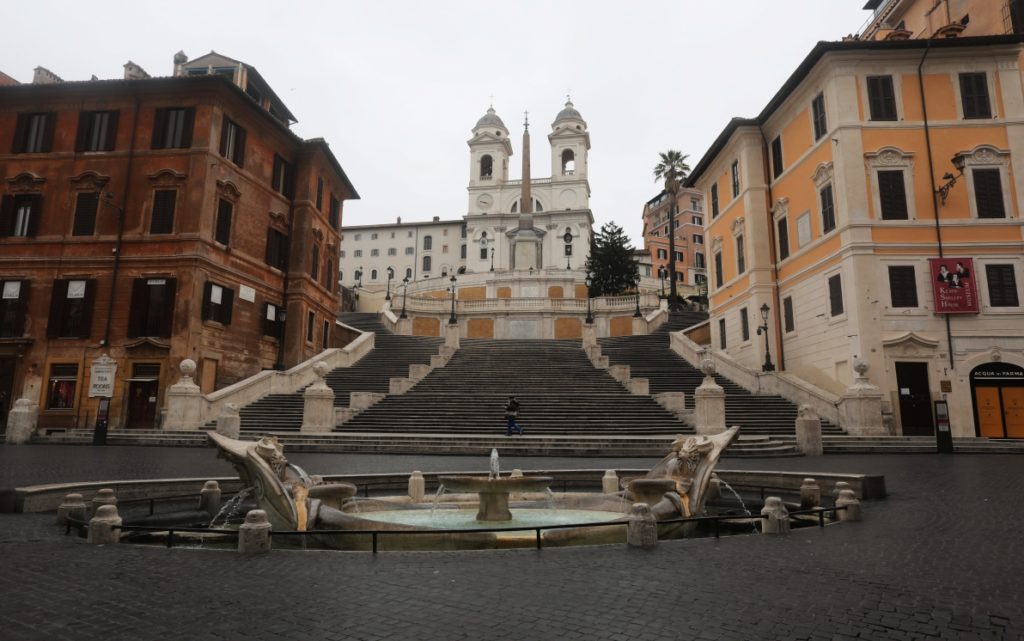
[653,150,691,311]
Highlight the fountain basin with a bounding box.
[628,479,677,507]
[437,476,554,521]
[357,507,621,531]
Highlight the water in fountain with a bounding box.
[489,448,500,480]
[430,484,446,516]
[208,487,253,528]
[545,488,556,510]
[719,479,758,533]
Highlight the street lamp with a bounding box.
[633,271,642,318]
[448,274,458,325]
[584,263,594,325]
[936,154,967,205]
[564,230,573,270]
[658,266,666,298]
[354,267,363,289]
[490,247,495,272]
[400,276,409,319]
[385,267,394,301]
[756,303,775,372]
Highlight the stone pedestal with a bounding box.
[409,364,431,382]
[799,478,821,509]
[628,378,649,396]
[795,405,823,456]
[582,324,597,348]
[760,496,790,535]
[56,493,87,526]
[840,359,886,436]
[199,481,222,517]
[608,364,630,384]
[832,481,852,503]
[164,359,203,431]
[301,362,335,433]
[631,316,646,336]
[627,503,658,548]
[87,505,122,545]
[238,509,272,554]
[90,488,117,517]
[835,489,863,521]
[4,398,38,444]
[408,471,425,502]
[444,323,460,350]
[694,383,726,436]
[216,403,240,439]
[602,470,619,494]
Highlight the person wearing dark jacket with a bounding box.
[504,395,522,436]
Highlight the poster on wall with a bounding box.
[929,257,979,313]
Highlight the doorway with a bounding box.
[126,363,160,429]
[971,363,1024,438]
[895,362,933,436]
[0,357,14,433]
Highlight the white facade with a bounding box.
[339,217,467,290]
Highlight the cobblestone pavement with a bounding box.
[1,447,1022,641]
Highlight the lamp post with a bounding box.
[448,274,458,325]
[658,266,666,298]
[936,154,967,205]
[665,181,680,312]
[584,264,594,325]
[400,276,409,319]
[354,267,363,289]
[385,266,394,301]
[756,302,775,372]
[490,247,495,272]
[633,271,642,318]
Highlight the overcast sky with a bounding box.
[6,1,870,244]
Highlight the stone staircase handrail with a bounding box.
[402,293,660,315]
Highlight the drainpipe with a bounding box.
[918,40,956,371]
[102,93,139,348]
[758,128,785,371]
[274,196,297,370]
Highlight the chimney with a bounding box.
[433,216,440,222]
[123,61,151,80]
[397,216,402,224]
[173,50,188,77]
[32,66,63,85]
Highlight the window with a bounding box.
[770,136,783,179]
[1,194,42,238]
[47,279,96,338]
[388,247,397,256]
[405,247,414,255]
[340,250,346,258]
[202,282,234,325]
[128,278,176,338]
[461,226,467,238]
[151,107,194,149]
[714,252,723,288]
[719,318,727,349]
[325,257,333,292]
[316,178,324,210]
[442,245,449,254]
[777,217,790,261]
[986,264,1019,307]
[262,302,283,339]
[219,116,246,167]
[328,195,340,229]
[561,149,575,174]
[710,184,719,218]
[306,310,315,343]
[888,266,918,308]
[151,190,177,234]
[371,249,380,257]
[674,251,684,262]
[461,244,467,259]
[271,154,293,197]
[877,170,908,220]
[265,228,288,271]
[371,233,379,240]
[783,296,794,333]
[731,161,740,197]
[311,244,320,281]
[322,320,330,349]
[0,280,28,338]
[354,233,361,241]
[693,215,703,226]
[657,249,667,260]
[354,249,362,258]
[76,110,118,152]
[973,169,1006,218]
[405,267,412,279]
[736,235,745,274]
[12,112,55,153]
[695,253,705,269]
[740,308,750,341]
[423,256,432,272]
[72,192,99,236]
[215,199,233,246]
[820,184,836,233]
[828,274,844,316]
[480,154,493,178]
[47,364,78,410]
[867,76,897,121]
[691,199,701,213]
[693,234,703,245]
[960,73,992,119]
[812,92,827,140]
[423,235,433,250]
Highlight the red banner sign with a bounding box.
[929,257,979,314]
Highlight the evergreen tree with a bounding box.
[588,221,639,296]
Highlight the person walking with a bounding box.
[504,395,522,436]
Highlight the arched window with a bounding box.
[371,269,378,280]
[561,149,576,175]
[423,235,432,250]
[480,155,493,178]
[405,267,412,279]
[511,200,518,214]
[423,255,432,272]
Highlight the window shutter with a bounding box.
[151,108,167,149]
[783,297,794,332]
[78,279,97,338]
[222,287,234,325]
[216,200,232,246]
[75,112,91,152]
[284,163,295,199]
[877,171,908,220]
[888,266,918,308]
[11,114,28,153]
[973,169,1005,218]
[127,278,147,338]
[960,73,991,119]
[820,185,836,233]
[986,264,1019,307]
[202,281,213,321]
[219,115,229,157]
[72,192,99,236]
[234,127,246,169]
[180,108,195,148]
[777,218,789,260]
[151,190,176,234]
[272,156,283,191]
[104,110,119,151]
[261,303,271,336]
[47,279,68,338]
[40,113,56,152]
[26,194,43,237]
[0,195,13,236]
[159,279,177,338]
[828,275,844,316]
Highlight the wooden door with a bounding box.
[895,362,933,436]
[126,380,158,429]
[1003,387,1024,438]
[975,386,1004,438]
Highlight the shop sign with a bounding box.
[89,355,118,398]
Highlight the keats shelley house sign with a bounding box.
[929,257,979,314]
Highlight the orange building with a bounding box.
[859,0,1023,41]
[642,187,707,291]
[0,52,358,432]
[686,34,1024,439]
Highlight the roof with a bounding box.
[0,70,19,86]
[475,106,507,131]
[302,138,360,200]
[341,218,463,231]
[182,51,297,123]
[552,100,585,126]
[684,34,1024,187]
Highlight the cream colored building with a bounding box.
[339,217,466,290]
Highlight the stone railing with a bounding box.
[164,332,375,431]
[402,293,660,315]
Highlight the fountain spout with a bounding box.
[489,448,500,480]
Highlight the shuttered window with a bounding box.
[150,190,177,234]
[740,308,750,341]
[325,257,334,292]
[710,184,719,218]
[265,228,288,271]
[12,112,55,153]
[888,266,918,308]
[812,92,827,140]
[867,76,897,121]
[783,296,794,333]
[152,107,194,149]
[329,195,340,229]
[719,318,727,349]
[973,169,1006,218]
[1,194,42,238]
[272,154,294,197]
[828,274,844,317]
[218,116,246,167]
[215,199,232,246]
[0,280,29,338]
[262,302,284,339]
[316,178,324,210]
[731,161,740,197]
[736,235,745,274]
[777,217,790,260]
[201,282,234,325]
[959,73,992,119]
[311,244,320,281]
[877,170,908,220]
[127,278,177,338]
[306,310,315,343]
[770,136,784,179]
[986,264,1019,307]
[47,279,96,338]
[75,110,118,152]
[820,184,836,233]
[423,255,432,273]
[72,192,99,236]
[322,320,330,349]
[714,252,723,288]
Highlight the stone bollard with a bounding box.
[444,323,460,349]
[216,403,240,439]
[87,504,122,545]
[199,481,222,518]
[4,398,38,444]
[832,481,852,504]
[706,473,721,504]
[238,509,272,554]
[694,359,726,435]
[602,470,620,494]
[56,493,88,526]
[302,362,336,433]
[760,496,790,535]
[794,405,823,456]
[90,488,117,518]
[164,359,203,431]
[627,503,658,548]
[835,489,863,522]
[799,478,821,509]
[408,471,425,503]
